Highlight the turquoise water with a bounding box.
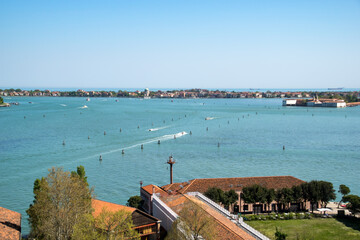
[1,97,359,234]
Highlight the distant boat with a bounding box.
[328,88,343,90]
[144,96,151,99]
[86,98,90,101]
[80,105,88,109]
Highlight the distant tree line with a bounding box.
[204,180,338,214]
[241,180,336,213]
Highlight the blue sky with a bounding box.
[0,0,359,89]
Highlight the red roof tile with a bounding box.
[0,207,21,240]
[162,176,305,194]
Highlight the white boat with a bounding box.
[80,105,88,109]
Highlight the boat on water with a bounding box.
[328,88,343,90]
[81,105,88,109]
[86,98,90,101]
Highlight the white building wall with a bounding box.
[152,195,179,232]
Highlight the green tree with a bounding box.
[265,188,275,213]
[96,207,140,240]
[0,97,3,104]
[73,208,140,240]
[224,189,238,209]
[302,181,321,213]
[166,201,217,240]
[126,196,144,209]
[338,184,351,207]
[343,195,360,216]
[291,185,303,211]
[319,181,336,207]
[71,165,88,184]
[204,187,225,204]
[275,188,293,211]
[241,184,267,204]
[27,167,93,240]
[72,214,99,240]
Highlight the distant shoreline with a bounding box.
[1,88,359,100]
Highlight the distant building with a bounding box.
[0,207,21,240]
[144,88,150,98]
[92,199,161,240]
[283,96,347,108]
[282,99,297,106]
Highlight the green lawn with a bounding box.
[246,217,360,240]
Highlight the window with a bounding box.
[243,205,248,211]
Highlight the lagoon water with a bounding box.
[1,97,360,234]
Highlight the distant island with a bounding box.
[1,88,359,102]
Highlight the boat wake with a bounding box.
[84,131,188,159]
[79,105,88,109]
[148,126,170,132]
[60,104,67,107]
[205,117,216,120]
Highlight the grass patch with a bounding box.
[246,217,360,240]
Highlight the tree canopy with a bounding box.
[338,184,351,207]
[204,187,238,208]
[126,195,144,209]
[27,166,93,240]
[73,208,140,240]
[241,184,267,204]
[343,195,360,215]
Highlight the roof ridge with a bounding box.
[196,175,294,180]
[181,179,197,193]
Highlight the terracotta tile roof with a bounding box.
[185,195,255,240]
[159,195,254,240]
[142,184,168,196]
[91,199,159,229]
[162,176,305,194]
[92,199,136,218]
[0,207,21,240]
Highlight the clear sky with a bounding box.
[0,0,359,89]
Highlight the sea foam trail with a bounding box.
[83,131,188,160]
[147,126,170,132]
[205,117,217,120]
[60,104,67,107]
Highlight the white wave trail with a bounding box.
[147,126,170,132]
[79,105,88,109]
[83,131,188,160]
[205,117,216,120]
[60,104,67,107]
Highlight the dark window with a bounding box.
[243,205,248,211]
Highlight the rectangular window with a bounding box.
[243,205,248,211]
